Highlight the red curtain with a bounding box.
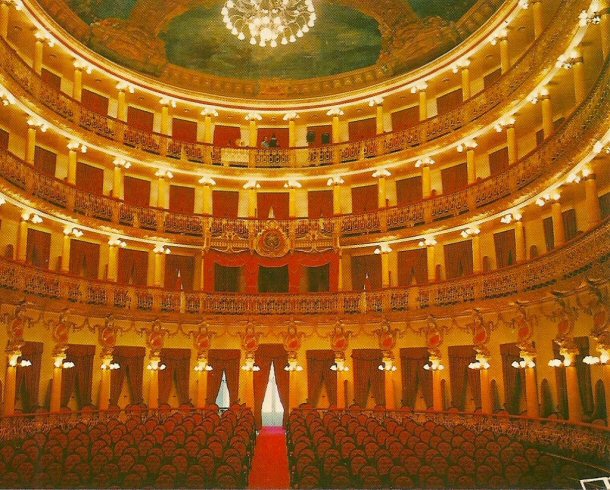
[391,106,419,131]
[352,349,385,407]
[351,184,378,213]
[0,128,8,149]
[543,216,555,251]
[213,125,241,147]
[34,146,57,177]
[207,349,241,406]
[69,239,100,279]
[41,68,61,90]
[483,68,502,89]
[348,118,376,141]
[254,344,289,427]
[117,248,148,286]
[169,185,195,214]
[81,89,109,116]
[441,163,468,193]
[212,190,239,218]
[351,254,382,291]
[494,230,516,268]
[26,229,51,269]
[306,350,337,406]
[448,345,480,410]
[124,176,151,207]
[164,253,194,291]
[127,106,154,133]
[306,125,332,146]
[76,162,104,194]
[172,118,197,143]
[396,176,423,205]
[500,343,526,414]
[308,190,333,218]
[15,341,43,412]
[257,128,289,148]
[214,264,243,292]
[444,240,473,279]
[159,348,191,406]
[400,347,432,408]
[562,208,578,241]
[110,346,145,407]
[257,192,289,219]
[204,250,340,294]
[489,147,509,176]
[397,249,428,286]
[61,344,95,409]
[599,192,610,219]
[436,88,463,114]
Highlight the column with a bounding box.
[112,164,124,200]
[381,252,390,288]
[248,120,258,147]
[160,103,171,136]
[600,0,610,59]
[466,148,477,184]
[523,354,539,417]
[196,252,205,291]
[332,185,343,215]
[25,125,36,165]
[288,369,302,411]
[377,176,387,208]
[33,37,44,75]
[375,103,384,135]
[331,116,341,144]
[460,65,471,101]
[499,36,510,74]
[479,366,493,415]
[418,87,428,121]
[203,115,214,144]
[99,356,112,410]
[201,184,213,215]
[72,67,83,102]
[584,174,601,230]
[148,358,160,409]
[288,188,297,218]
[50,355,65,413]
[472,234,482,274]
[551,200,565,247]
[426,244,436,282]
[432,369,443,411]
[563,350,582,422]
[61,232,71,273]
[0,1,9,40]
[515,219,527,262]
[16,217,28,262]
[67,147,78,185]
[196,367,208,408]
[571,51,586,104]
[541,91,553,139]
[248,188,257,217]
[385,369,396,409]
[422,166,432,198]
[4,352,20,416]
[156,175,169,209]
[532,0,544,39]
[506,123,518,164]
[117,89,127,121]
[288,118,297,147]
[153,250,165,287]
[107,242,119,282]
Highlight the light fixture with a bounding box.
[201,106,219,117]
[155,169,174,179]
[326,175,345,186]
[326,107,344,117]
[284,179,302,189]
[372,168,391,178]
[243,179,261,190]
[378,364,397,371]
[593,140,610,154]
[0,87,15,106]
[494,116,516,132]
[468,360,490,370]
[368,96,384,107]
[22,212,43,224]
[556,50,581,69]
[500,211,523,224]
[108,237,127,248]
[418,236,437,247]
[460,226,480,239]
[116,81,135,93]
[194,364,214,372]
[374,243,393,255]
[27,117,49,132]
[9,358,31,367]
[518,0,529,8]
[67,140,87,153]
[527,87,549,105]
[457,139,478,152]
[241,363,261,372]
[34,29,55,47]
[73,59,93,74]
[548,358,569,367]
[147,362,166,371]
[410,81,428,94]
[566,167,591,184]
[245,112,263,121]
[0,195,6,206]
[63,361,75,369]
[535,191,560,207]
[512,359,535,369]
[113,158,132,169]
[283,111,299,121]
[199,176,217,186]
[330,363,349,372]
[579,6,601,26]
[64,227,83,238]
[284,363,304,372]
[153,245,171,255]
[101,362,120,370]
[583,353,609,365]
[489,25,508,45]
[222,0,316,47]
[423,362,444,371]
[415,157,435,168]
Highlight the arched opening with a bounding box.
[261,362,284,426]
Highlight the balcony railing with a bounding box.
[0,0,588,169]
[0,219,607,317]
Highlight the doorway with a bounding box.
[261,362,285,426]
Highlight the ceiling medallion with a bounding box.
[221,0,316,48]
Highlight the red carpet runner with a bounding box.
[248,427,291,489]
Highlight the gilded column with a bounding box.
[551,200,565,247]
[562,348,582,422]
[515,218,527,262]
[540,90,553,139]
[61,231,71,273]
[584,173,602,230]
[0,0,9,40]
[532,0,544,39]
[16,215,28,262]
[499,33,510,74]
[50,354,66,413]
[72,66,83,102]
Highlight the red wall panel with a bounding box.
[69,239,100,279]
[81,89,109,116]
[391,106,419,131]
[257,128,289,148]
[348,118,376,141]
[441,163,468,193]
[351,184,378,213]
[396,176,423,205]
[169,185,195,214]
[308,190,333,218]
[164,254,195,291]
[213,125,241,147]
[436,89,463,115]
[26,229,51,269]
[172,118,198,143]
[127,106,154,133]
[34,146,57,177]
[76,162,104,194]
[212,190,239,218]
[124,176,151,207]
[117,248,148,286]
[41,68,61,90]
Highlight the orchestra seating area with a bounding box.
[0,405,255,489]
[286,409,607,489]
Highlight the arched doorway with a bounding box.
[261,362,284,426]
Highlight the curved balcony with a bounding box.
[0,218,607,318]
[0,55,607,246]
[0,0,589,171]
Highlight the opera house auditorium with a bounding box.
[0,0,609,488]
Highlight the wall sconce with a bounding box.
[199,176,217,186]
[418,236,437,247]
[518,0,529,8]
[67,140,88,153]
[415,157,435,168]
[0,87,15,106]
[284,179,302,189]
[201,106,219,117]
[556,50,581,70]
[194,363,213,372]
[368,96,384,107]
[64,227,83,238]
[283,111,299,121]
[593,140,610,154]
[494,116,516,132]
[153,244,171,255]
[243,179,261,190]
[372,168,391,178]
[0,195,6,206]
[22,212,43,224]
[489,25,508,46]
[423,361,444,371]
[113,158,132,169]
[378,359,397,371]
[460,226,480,239]
[116,81,135,93]
[159,97,177,108]
[500,211,522,224]
[527,87,549,104]
[326,175,345,186]
[27,117,49,132]
[101,362,120,370]
[566,167,591,184]
[284,363,304,372]
[468,360,490,370]
[451,58,471,73]
[512,359,535,368]
[326,107,344,117]
[548,358,571,368]
[155,169,174,179]
[535,191,560,207]
[579,6,601,26]
[241,363,261,372]
[410,81,428,94]
[34,29,56,47]
[9,358,31,367]
[374,243,393,255]
[147,362,166,371]
[330,363,349,372]
[108,237,127,248]
[583,353,609,365]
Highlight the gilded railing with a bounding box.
[0,219,607,316]
[1,53,607,245]
[0,0,588,169]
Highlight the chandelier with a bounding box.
[221,0,317,48]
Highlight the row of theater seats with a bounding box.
[0,404,255,488]
[287,409,603,489]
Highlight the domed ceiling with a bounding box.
[42,0,503,97]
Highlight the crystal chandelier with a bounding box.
[221,0,317,48]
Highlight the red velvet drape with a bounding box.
[61,344,95,409]
[206,349,241,405]
[212,190,239,218]
[494,230,516,268]
[441,163,468,193]
[69,239,100,279]
[348,118,376,141]
[110,346,145,406]
[117,248,148,286]
[306,350,337,406]
[396,176,423,205]
[257,128,289,148]
[400,347,433,409]
[123,176,151,207]
[15,341,43,412]
[351,254,382,291]
[397,249,428,286]
[214,264,242,292]
[257,192,289,219]
[448,345,480,410]
[352,349,385,407]
[391,106,419,131]
[436,88,463,115]
[41,68,61,90]
[489,147,509,176]
[553,337,594,419]
[169,185,195,214]
[351,184,379,213]
[81,89,109,116]
[172,118,197,143]
[500,343,526,414]
[254,344,289,427]
[562,209,578,241]
[204,250,340,294]
[159,348,191,406]
[76,162,104,194]
[213,125,241,147]
[444,240,474,279]
[164,253,194,291]
[127,106,154,133]
[307,190,333,218]
[34,146,57,177]
[26,228,51,269]
[543,216,555,251]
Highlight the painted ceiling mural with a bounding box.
[55,0,500,81]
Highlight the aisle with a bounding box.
[248,427,291,489]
